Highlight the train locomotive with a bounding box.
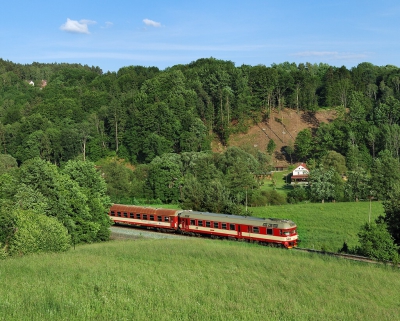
[109,204,298,248]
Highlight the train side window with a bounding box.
[206,221,211,227]
[143,214,147,220]
[111,211,115,216]
[136,214,141,219]
[230,224,235,231]
[130,213,134,218]
[123,212,128,218]
[157,216,162,222]
[117,212,121,217]
[198,220,203,227]
[267,228,273,235]
[222,223,227,230]
[150,215,154,221]
[165,217,169,222]
[253,227,259,234]
[213,222,219,229]
[190,219,195,225]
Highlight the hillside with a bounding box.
[226,108,338,167]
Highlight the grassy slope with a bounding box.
[0,239,398,321]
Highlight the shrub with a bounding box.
[250,190,286,206]
[8,210,71,256]
[287,187,309,204]
[354,222,399,262]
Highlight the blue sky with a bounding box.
[2,1,400,72]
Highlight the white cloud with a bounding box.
[143,19,161,27]
[60,18,96,34]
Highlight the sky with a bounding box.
[1,0,400,72]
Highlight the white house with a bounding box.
[291,163,309,185]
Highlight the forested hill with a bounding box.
[3,57,400,258]
[1,57,400,167]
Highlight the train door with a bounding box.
[237,225,242,239]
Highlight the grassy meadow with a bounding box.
[250,201,384,252]
[0,238,399,321]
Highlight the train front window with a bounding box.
[283,231,290,236]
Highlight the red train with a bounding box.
[109,204,298,248]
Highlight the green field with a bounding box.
[250,201,384,252]
[0,239,398,321]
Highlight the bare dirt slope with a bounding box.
[224,108,338,166]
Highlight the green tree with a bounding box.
[267,139,276,155]
[344,168,370,202]
[371,150,400,200]
[284,140,295,164]
[309,167,336,203]
[0,154,17,174]
[62,160,112,241]
[321,150,347,174]
[355,222,399,262]
[295,128,313,160]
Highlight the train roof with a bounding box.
[110,204,180,216]
[180,210,296,228]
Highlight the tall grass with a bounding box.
[250,201,384,252]
[0,239,398,321]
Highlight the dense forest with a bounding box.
[1,57,400,259]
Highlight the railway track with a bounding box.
[293,247,400,267]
